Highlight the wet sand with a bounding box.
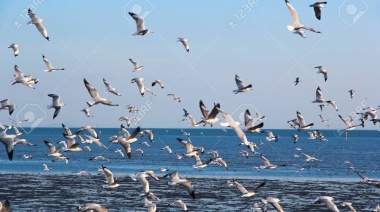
[0,173,378,211]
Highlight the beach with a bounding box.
[0,173,378,211]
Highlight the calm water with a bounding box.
[1,127,379,180]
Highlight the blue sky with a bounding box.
[0,0,379,130]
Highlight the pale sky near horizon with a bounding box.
[0,0,379,130]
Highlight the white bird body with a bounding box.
[131,78,145,96]
[285,0,320,38]
[47,94,64,119]
[129,58,143,71]
[11,65,38,89]
[103,78,121,96]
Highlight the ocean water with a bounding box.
[1,127,379,180]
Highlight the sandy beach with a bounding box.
[0,173,378,211]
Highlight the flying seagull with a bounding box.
[233,74,252,94]
[178,38,190,52]
[163,171,195,199]
[198,100,220,127]
[244,109,264,133]
[84,78,118,107]
[103,78,121,96]
[131,78,145,96]
[152,80,164,88]
[27,8,49,40]
[338,114,357,140]
[167,94,182,102]
[11,65,39,89]
[128,12,153,36]
[294,77,301,86]
[129,58,143,72]
[7,43,19,57]
[310,2,327,20]
[348,89,355,98]
[100,165,120,188]
[42,54,65,72]
[229,179,266,198]
[315,66,328,81]
[313,196,339,212]
[297,111,314,131]
[0,99,15,115]
[47,94,65,119]
[285,0,321,38]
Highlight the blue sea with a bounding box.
[2,127,379,180]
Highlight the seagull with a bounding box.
[84,78,118,107]
[0,200,10,212]
[128,12,153,36]
[233,74,252,94]
[171,200,188,211]
[177,138,197,157]
[42,163,52,171]
[294,77,301,86]
[313,196,339,212]
[161,146,173,154]
[100,165,120,188]
[265,131,279,142]
[198,100,220,127]
[326,100,338,111]
[47,94,64,119]
[315,66,328,82]
[285,0,321,38]
[297,111,314,131]
[348,89,355,98]
[292,134,298,144]
[27,8,49,40]
[140,130,154,142]
[0,129,16,161]
[307,131,317,140]
[167,94,182,102]
[77,203,107,212]
[211,157,228,170]
[81,108,92,117]
[338,114,357,140]
[42,54,64,72]
[319,104,327,111]
[239,150,250,159]
[7,43,19,57]
[260,154,285,169]
[229,179,266,198]
[355,171,379,184]
[178,38,190,52]
[103,78,121,96]
[132,170,159,195]
[11,65,38,89]
[0,99,15,115]
[89,156,109,161]
[261,197,284,212]
[152,80,164,88]
[145,88,156,96]
[163,171,195,199]
[319,115,329,123]
[135,148,144,155]
[129,58,143,72]
[244,109,264,133]
[310,2,327,20]
[192,154,213,169]
[142,197,156,212]
[140,141,150,147]
[312,86,326,103]
[76,125,98,139]
[300,152,321,162]
[115,149,124,157]
[186,115,200,127]
[44,140,69,163]
[22,154,33,159]
[83,146,91,151]
[119,116,131,127]
[131,78,145,96]
[340,202,356,212]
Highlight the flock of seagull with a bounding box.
[0,2,379,212]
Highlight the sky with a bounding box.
[0,0,379,130]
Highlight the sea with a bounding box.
[2,127,379,181]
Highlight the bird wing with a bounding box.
[14,65,24,77]
[208,103,220,119]
[297,112,307,127]
[260,155,271,166]
[235,74,245,89]
[102,166,115,185]
[233,181,248,194]
[199,100,209,119]
[285,0,301,28]
[314,7,321,20]
[129,12,146,32]
[42,55,54,70]
[316,87,323,100]
[216,107,249,145]
[338,114,351,127]
[84,79,100,99]
[44,140,57,153]
[244,109,254,128]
